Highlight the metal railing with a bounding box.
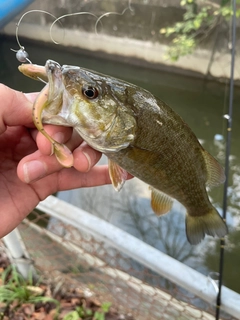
[30,195,239,319]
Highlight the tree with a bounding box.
[160,0,240,61]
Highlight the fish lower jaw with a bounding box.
[73,130,129,154]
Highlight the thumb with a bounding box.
[0,84,38,132]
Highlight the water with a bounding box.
[1,35,240,293]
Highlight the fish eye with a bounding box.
[82,86,98,99]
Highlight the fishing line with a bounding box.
[94,0,134,34]
[49,12,98,44]
[50,0,133,37]
[13,0,133,54]
[215,0,236,319]
[12,10,63,83]
[11,10,60,55]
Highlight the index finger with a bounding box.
[0,84,38,133]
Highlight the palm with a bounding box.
[0,126,42,227]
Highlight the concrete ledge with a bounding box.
[3,21,239,81]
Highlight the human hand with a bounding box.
[0,84,111,237]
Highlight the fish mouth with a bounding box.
[19,59,64,102]
[41,60,71,125]
[45,60,63,103]
[20,60,71,126]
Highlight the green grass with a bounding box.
[63,301,112,320]
[0,265,59,314]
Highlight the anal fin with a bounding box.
[150,187,173,216]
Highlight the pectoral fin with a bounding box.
[202,150,225,187]
[150,187,173,216]
[109,160,128,191]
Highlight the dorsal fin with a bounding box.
[202,150,225,187]
[150,187,173,216]
[108,159,128,192]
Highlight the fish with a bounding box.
[19,60,228,245]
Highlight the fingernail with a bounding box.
[23,160,47,183]
[82,152,91,172]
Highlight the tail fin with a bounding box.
[185,207,228,245]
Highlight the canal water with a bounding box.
[1,35,240,293]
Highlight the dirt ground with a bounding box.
[0,248,135,320]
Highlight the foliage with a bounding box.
[0,265,59,313]
[0,258,122,319]
[0,266,112,319]
[63,306,93,320]
[160,0,240,61]
[94,302,112,320]
[63,301,112,320]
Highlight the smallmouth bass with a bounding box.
[19,60,228,245]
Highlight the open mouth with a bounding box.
[45,60,63,103]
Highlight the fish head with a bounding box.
[19,60,137,153]
[59,61,137,152]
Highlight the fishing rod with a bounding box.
[215,0,236,319]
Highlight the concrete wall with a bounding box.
[2,0,240,80]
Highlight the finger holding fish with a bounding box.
[35,124,87,157]
[17,140,102,183]
[35,124,73,155]
[73,141,102,172]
